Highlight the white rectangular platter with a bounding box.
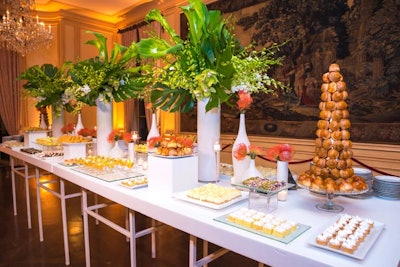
[308,215,385,260]
[174,190,248,210]
[119,177,148,189]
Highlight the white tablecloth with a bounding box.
[1,145,399,267]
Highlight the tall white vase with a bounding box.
[197,98,220,182]
[96,99,113,156]
[51,108,64,137]
[146,113,160,152]
[74,113,84,135]
[232,113,251,183]
[109,140,125,158]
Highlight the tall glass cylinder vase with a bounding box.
[51,107,64,137]
[197,98,220,182]
[276,160,289,183]
[96,99,113,156]
[277,160,289,201]
[146,113,160,152]
[74,113,84,135]
[232,113,251,184]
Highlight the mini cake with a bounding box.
[316,233,330,246]
[272,225,286,238]
[243,217,254,228]
[364,218,374,228]
[251,220,264,231]
[328,237,344,250]
[227,211,241,223]
[341,239,357,254]
[262,222,274,235]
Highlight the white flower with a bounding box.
[80,85,91,95]
[232,84,248,93]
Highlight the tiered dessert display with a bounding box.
[234,176,294,212]
[297,63,368,212]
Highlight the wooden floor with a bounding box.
[0,162,262,267]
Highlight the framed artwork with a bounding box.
[180,0,400,144]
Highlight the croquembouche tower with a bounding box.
[298,63,367,195]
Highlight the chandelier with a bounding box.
[0,0,53,55]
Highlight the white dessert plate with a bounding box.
[119,177,148,189]
[308,214,385,260]
[374,175,400,183]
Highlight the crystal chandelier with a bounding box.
[0,0,53,55]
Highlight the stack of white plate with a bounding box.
[354,168,374,188]
[373,175,400,200]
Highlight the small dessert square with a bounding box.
[262,222,274,235]
[328,237,344,250]
[316,233,331,246]
[272,225,286,238]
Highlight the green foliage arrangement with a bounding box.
[18,62,72,116]
[136,0,286,113]
[68,31,152,106]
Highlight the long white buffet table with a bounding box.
[1,145,399,267]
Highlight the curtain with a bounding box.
[120,21,161,134]
[0,48,24,136]
[120,25,140,133]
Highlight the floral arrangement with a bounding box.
[266,144,294,162]
[231,44,285,95]
[68,31,153,106]
[233,143,264,160]
[236,90,253,113]
[62,86,88,115]
[107,130,132,143]
[61,123,75,134]
[18,63,74,116]
[77,127,97,137]
[135,0,286,113]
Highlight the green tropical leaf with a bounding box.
[136,38,182,59]
[146,9,182,45]
[109,43,125,66]
[85,31,108,62]
[150,84,195,113]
